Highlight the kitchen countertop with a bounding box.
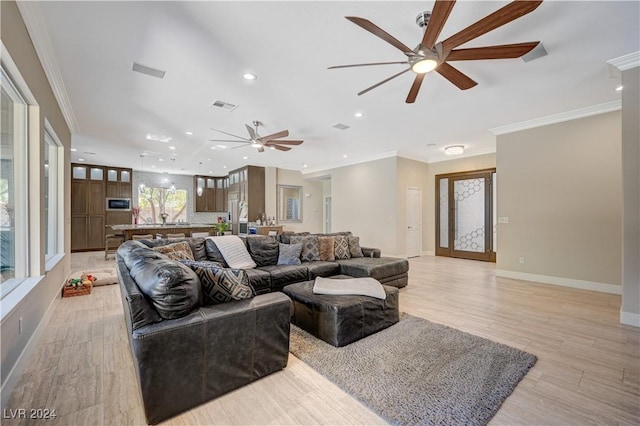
[111,223,214,230]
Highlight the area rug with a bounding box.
[289,313,537,426]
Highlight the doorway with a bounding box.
[436,169,496,262]
[406,187,422,258]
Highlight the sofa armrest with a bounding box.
[361,246,380,258]
[129,292,291,424]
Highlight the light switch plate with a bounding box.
[498,217,509,224]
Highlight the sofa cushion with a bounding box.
[141,237,207,261]
[318,236,336,261]
[277,243,302,265]
[279,231,310,244]
[152,241,195,261]
[246,235,279,267]
[204,238,229,266]
[348,236,364,258]
[258,264,309,291]
[337,257,409,281]
[126,246,202,320]
[290,235,320,262]
[183,261,255,305]
[306,260,341,280]
[333,235,350,259]
[243,268,272,295]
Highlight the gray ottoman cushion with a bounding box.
[244,268,272,295]
[258,264,309,291]
[337,257,409,287]
[305,261,341,280]
[282,278,399,347]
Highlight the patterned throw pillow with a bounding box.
[183,261,255,305]
[277,243,302,265]
[152,241,195,261]
[318,236,336,261]
[289,235,320,262]
[334,235,350,259]
[348,236,364,258]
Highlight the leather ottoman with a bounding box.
[282,276,399,347]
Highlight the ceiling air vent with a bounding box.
[211,100,238,111]
[132,62,166,79]
[332,123,350,130]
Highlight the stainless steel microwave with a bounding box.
[106,198,131,211]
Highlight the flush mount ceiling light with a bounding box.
[444,145,465,155]
[185,131,193,136]
[243,73,257,80]
[355,112,364,118]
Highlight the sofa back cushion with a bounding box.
[140,237,207,261]
[204,238,229,267]
[246,235,279,267]
[152,241,195,261]
[182,260,255,305]
[279,231,310,244]
[125,246,202,320]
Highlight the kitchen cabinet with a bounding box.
[106,167,132,198]
[71,163,106,251]
[228,166,265,233]
[194,175,228,212]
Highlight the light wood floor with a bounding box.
[5,253,639,425]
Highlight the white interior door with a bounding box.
[323,196,332,233]
[406,188,422,258]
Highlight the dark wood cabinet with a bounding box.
[228,166,265,232]
[194,175,228,212]
[71,163,132,252]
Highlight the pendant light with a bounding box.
[169,182,176,194]
[196,161,204,196]
[138,154,146,194]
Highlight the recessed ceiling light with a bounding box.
[303,163,308,168]
[616,85,624,91]
[70,148,77,152]
[343,154,348,158]
[151,165,156,168]
[243,156,249,160]
[158,158,164,162]
[355,112,364,118]
[169,146,176,150]
[209,171,213,174]
[223,165,227,169]
[146,134,172,143]
[185,131,193,136]
[78,158,85,162]
[216,145,227,149]
[444,145,465,155]
[243,73,257,80]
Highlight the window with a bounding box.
[1,67,29,297]
[138,188,187,224]
[44,123,62,263]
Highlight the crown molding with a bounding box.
[489,100,621,136]
[16,1,79,134]
[301,150,398,175]
[607,51,640,71]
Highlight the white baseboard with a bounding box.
[620,310,640,327]
[422,251,435,256]
[0,284,63,408]
[495,269,622,295]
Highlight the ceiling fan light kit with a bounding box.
[329,0,543,103]
[444,145,465,155]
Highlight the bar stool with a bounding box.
[132,234,154,241]
[105,227,124,260]
[166,233,186,240]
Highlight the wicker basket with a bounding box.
[62,282,92,298]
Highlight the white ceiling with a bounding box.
[34,1,639,176]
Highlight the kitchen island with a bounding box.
[110,223,215,241]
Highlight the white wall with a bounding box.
[496,111,622,293]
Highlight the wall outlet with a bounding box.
[519,256,525,264]
[498,217,509,224]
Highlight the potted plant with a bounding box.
[213,222,229,236]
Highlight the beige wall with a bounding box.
[496,111,622,290]
[621,66,640,324]
[1,0,72,401]
[275,168,323,233]
[424,154,496,255]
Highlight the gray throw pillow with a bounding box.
[334,235,350,259]
[183,260,255,305]
[348,236,364,258]
[277,243,302,265]
[290,235,320,262]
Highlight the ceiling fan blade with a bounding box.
[447,42,540,61]
[328,61,409,70]
[441,1,543,52]
[245,124,257,140]
[265,140,303,146]
[436,62,477,90]
[345,16,413,53]
[406,73,426,104]
[210,128,250,141]
[258,130,289,143]
[270,145,292,152]
[358,68,412,96]
[421,0,457,49]
[231,145,248,150]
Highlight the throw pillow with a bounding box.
[277,243,302,265]
[348,236,364,258]
[333,235,350,259]
[246,235,279,267]
[290,235,320,262]
[206,236,256,269]
[152,241,195,261]
[184,261,255,305]
[318,236,336,261]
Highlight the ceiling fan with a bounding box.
[209,121,303,152]
[329,0,543,103]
